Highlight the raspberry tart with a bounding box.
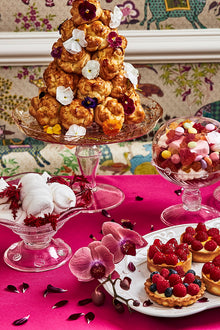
[147,238,192,273]
[145,267,206,307]
[202,255,220,296]
[181,222,220,262]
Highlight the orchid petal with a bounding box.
[69,247,94,281]
[101,234,124,264]
[102,221,122,240]
[118,227,148,249]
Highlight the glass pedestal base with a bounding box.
[4,238,72,272]
[86,183,125,212]
[161,204,220,227]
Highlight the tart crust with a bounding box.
[147,252,192,273]
[202,273,220,296]
[144,276,206,307]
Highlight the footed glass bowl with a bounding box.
[152,116,220,226]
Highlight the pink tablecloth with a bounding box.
[0,175,220,330]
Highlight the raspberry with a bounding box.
[184,272,195,284]
[165,253,178,266]
[148,245,160,259]
[178,243,189,252]
[213,235,220,246]
[207,228,219,237]
[195,231,208,242]
[196,222,207,232]
[204,239,217,252]
[157,279,170,294]
[162,243,175,254]
[175,266,185,277]
[210,267,220,282]
[160,268,170,279]
[191,239,203,251]
[173,283,187,297]
[187,283,200,296]
[185,226,195,235]
[153,252,166,265]
[182,233,194,245]
[169,273,182,287]
[152,273,164,284]
[202,262,214,275]
[167,238,178,247]
[153,239,163,250]
[175,248,187,261]
[213,255,220,267]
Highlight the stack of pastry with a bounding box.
[29,0,145,137]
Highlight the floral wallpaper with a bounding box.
[0,0,220,176]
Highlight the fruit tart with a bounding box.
[147,238,192,273]
[181,222,220,262]
[202,254,220,296]
[145,267,206,307]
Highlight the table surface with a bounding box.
[0,175,220,330]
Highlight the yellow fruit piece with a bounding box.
[161,150,171,159]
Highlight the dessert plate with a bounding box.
[102,218,220,318]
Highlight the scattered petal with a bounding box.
[109,6,123,28]
[78,298,92,306]
[56,86,74,105]
[67,313,84,321]
[113,299,125,313]
[198,297,209,303]
[82,60,100,79]
[150,224,154,231]
[174,305,182,309]
[174,188,184,196]
[12,315,30,326]
[123,62,139,88]
[135,196,143,201]
[128,262,136,272]
[43,289,49,297]
[143,299,153,307]
[120,277,131,290]
[6,285,19,293]
[85,311,95,324]
[21,283,29,293]
[52,300,68,309]
[91,290,105,306]
[102,209,111,218]
[133,300,140,307]
[46,284,68,294]
[121,219,135,230]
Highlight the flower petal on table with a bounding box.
[69,247,94,281]
[101,233,124,263]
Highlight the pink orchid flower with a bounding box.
[101,221,147,263]
[69,240,115,282]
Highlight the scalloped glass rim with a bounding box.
[12,98,162,146]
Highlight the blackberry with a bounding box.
[150,271,159,280]
[150,283,157,292]
[193,278,201,287]
[164,287,173,297]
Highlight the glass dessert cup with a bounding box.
[12,98,163,212]
[152,116,220,227]
[213,186,220,209]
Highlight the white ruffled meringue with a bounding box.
[22,190,54,217]
[49,182,76,214]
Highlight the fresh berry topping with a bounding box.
[167,238,178,247]
[207,228,219,237]
[187,283,200,296]
[169,269,178,275]
[160,268,170,280]
[202,262,214,275]
[175,266,185,277]
[210,266,220,282]
[165,253,178,266]
[184,272,195,284]
[164,287,173,297]
[169,274,182,286]
[185,226,195,235]
[152,273,163,284]
[157,279,170,294]
[191,239,203,251]
[148,245,160,259]
[178,243,189,252]
[153,252,166,265]
[213,235,220,246]
[186,269,196,276]
[183,282,189,288]
[175,248,188,261]
[204,239,217,252]
[173,283,187,297]
[213,255,220,267]
[195,230,208,242]
[153,239,163,249]
[162,243,176,254]
[150,271,160,280]
[193,278,201,287]
[196,222,207,232]
[150,283,157,292]
[182,233,194,245]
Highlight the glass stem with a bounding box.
[182,188,202,212]
[75,145,101,191]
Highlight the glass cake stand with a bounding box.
[12,97,162,212]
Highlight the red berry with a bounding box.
[162,243,176,254]
[191,239,203,251]
[167,238,178,247]
[173,283,187,297]
[178,243,189,252]
[152,273,164,284]
[196,222,207,232]
[148,245,160,259]
[213,235,220,246]
[207,228,219,237]
[169,274,182,286]
[204,239,217,252]
[165,253,178,266]
[153,239,163,249]
[210,266,220,282]
[160,268,170,279]
[213,255,220,267]
[157,279,170,294]
[202,262,214,275]
[187,283,200,296]
[175,248,187,261]
[185,226,195,235]
[153,252,166,265]
[184,272,195,284]
[182,233,194,245]
[195,231,208,242]
[175,266,185,277]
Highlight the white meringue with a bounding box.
[22,192,54,217]
[49,182,76,214]
[0,178,9,204]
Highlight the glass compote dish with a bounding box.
[12,98,162,212]
[0,173,91,272]
[152,116,220,227]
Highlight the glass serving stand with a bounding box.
[152,116,220,227]
[12,98,162,212]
